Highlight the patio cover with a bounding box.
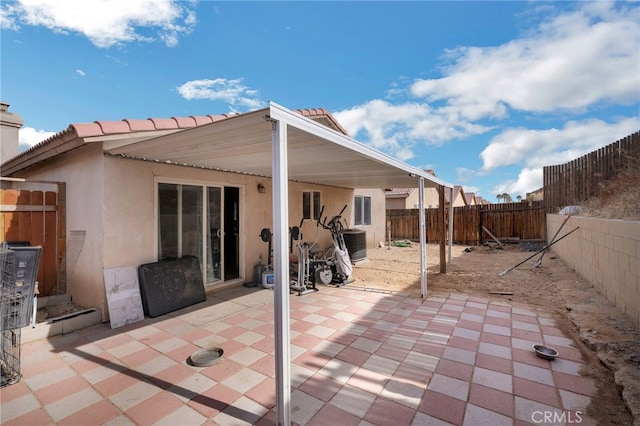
[104,101,454,425]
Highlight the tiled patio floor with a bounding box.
[1,285,598,425]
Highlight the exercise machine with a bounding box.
[316,205,353,286]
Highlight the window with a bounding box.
[354,195,371,226]
[302,191,321,220]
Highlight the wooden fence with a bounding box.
[387,200,546,245]
[544,131,640,212]
[0,188,66,296]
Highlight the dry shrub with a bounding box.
[579,152,640,220]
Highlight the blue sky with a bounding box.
[1,1,638,201]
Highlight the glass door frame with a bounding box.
[154,177,244,289]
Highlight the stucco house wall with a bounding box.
[547,214,640,328]
[13,148,366,321]
[452,194,467,207]
[386,197,407,210]
[413,189,442,209]
[103,155,358,318]
[104,155,356,261]
[386,188,440,210]
[8,144,106,312]
[352,188,385,248]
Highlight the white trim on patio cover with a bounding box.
[266,102,451,425]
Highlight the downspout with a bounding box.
[419,177,427,297]
[271,119,291,426]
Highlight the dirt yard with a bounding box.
[349,242,639,425]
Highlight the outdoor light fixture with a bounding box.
[257,183,266,193]
[409,173,416,177]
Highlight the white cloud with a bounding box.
[75,69,85,76]
[480,116,640,171]
[456,167,489,185]
[0,3,20,30]
[336,3,638,164]
[334,99,490,161]
[176,78,265,112]
[492,168,544,199]
[0,0,196,48]
[18,126,56,151]
[411,2,639,119]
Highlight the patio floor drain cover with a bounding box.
[188,347,224,367]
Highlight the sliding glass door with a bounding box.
[158,182,240,286]
[206,187,222,283]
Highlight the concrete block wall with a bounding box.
[547,214,640,329]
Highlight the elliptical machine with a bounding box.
[257,222,321,296]
[289,219,319,296]
[316,205,353,286]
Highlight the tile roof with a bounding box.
[385,188,416,197]
[296,107,349,135]
[385,169,438,196]
[444,185,464,203]
[464,192,476,204]
[8,108,345,165]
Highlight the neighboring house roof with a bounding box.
[384,188,416,198]
[465,192,476,205]
[444,185,467,205]
[296,108,349,135]
[384,169,440,198]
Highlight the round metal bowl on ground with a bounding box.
[188,347,224,367]
[533,344,559,360]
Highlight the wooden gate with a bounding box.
[0,186,66,296]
